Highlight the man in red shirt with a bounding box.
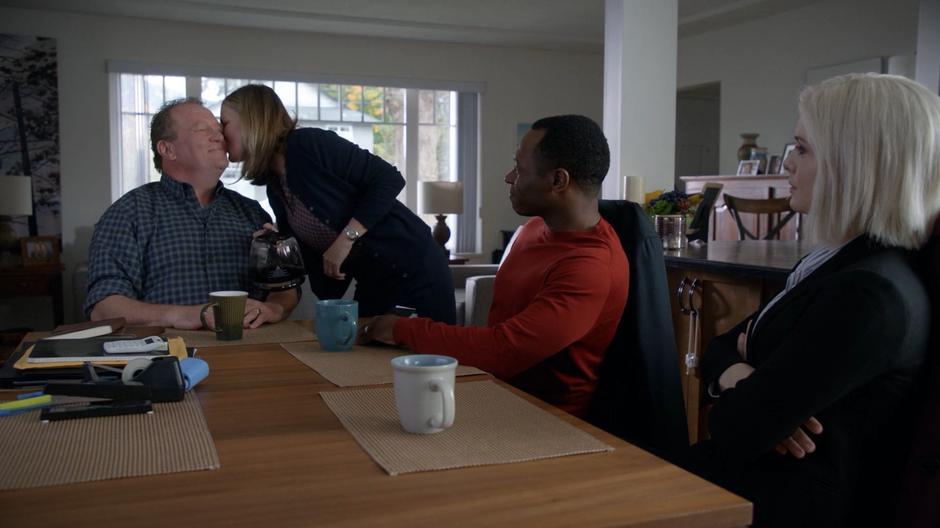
[361,115,629,417]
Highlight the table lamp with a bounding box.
[418,181,463,252]
[0,175,33,256]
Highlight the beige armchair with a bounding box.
[449,226,522,327]
[450,264,497,326]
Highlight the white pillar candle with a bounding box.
[623,175,644,203]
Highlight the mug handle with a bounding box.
[428,378,455,429]
[337,313,356,348]
[200,303,221,332]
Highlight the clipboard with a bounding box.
[0,338,192,388]
[0,342,87,388]
[14,337,188,369]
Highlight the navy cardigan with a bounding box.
[267,128,444,302]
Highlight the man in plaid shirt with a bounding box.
[84,99,298,329]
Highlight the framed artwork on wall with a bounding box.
[0,34,61,239]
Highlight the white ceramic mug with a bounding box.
[391,355,457,434]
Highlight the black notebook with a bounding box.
[26,337,170,364]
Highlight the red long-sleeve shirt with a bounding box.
[394,217,629,416]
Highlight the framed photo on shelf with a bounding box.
[780,143,797,174]
[767,155,782,175]
[748,147,769,174]
[736,159,760,176]
[20,236,59,267]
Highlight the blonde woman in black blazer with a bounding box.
[687,74,940,527]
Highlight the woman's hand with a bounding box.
[252,222,277,239]
[323,235,354,280]
[718,362,755,392]
[775,417,824,459]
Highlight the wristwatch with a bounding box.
[344,226,362,241]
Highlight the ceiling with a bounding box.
[2,0,825,52]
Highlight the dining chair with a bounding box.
[686,183,723,242]
[723,194,798,240]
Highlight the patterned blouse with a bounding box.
[274,171,337,252]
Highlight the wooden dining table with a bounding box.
[0,334,752,527]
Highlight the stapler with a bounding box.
[40,357,186,421]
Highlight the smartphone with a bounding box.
[388,305,417,318]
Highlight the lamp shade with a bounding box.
[418,181,463,215]
[0,175,33,216]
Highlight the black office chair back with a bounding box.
[893,222,940,528]
[723,194,798,240]
[588,200,689,458]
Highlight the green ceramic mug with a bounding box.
[200,291,248,340]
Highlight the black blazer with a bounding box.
[691,236,930,527]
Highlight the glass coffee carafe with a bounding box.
[249,231,306,293]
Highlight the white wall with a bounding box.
[916,0,940,93]
[678,0,920,176]
[0,7,603,322]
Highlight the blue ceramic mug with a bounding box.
[316,300,358,352]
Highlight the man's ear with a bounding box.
[551,168,571,192]
[157,139,175,161]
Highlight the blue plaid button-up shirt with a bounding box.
[84,174,271,316]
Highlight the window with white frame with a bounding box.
[111,72,476,253]
[116,74,186,192]
[417,90,457,232]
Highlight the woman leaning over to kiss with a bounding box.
[685,73,940,527]
[220,85,455,323]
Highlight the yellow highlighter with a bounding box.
[0,394,53,416]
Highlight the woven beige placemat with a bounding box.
[321,380,613,475]
[0,393,220,490]
[166,320,315,348]
[282,342,486,386]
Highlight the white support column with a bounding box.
[602,0,678,200]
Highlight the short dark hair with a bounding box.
[531,115,610,193]
[150,97,203,172]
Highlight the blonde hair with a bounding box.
[798,73,940,249]
[222,84,297,185]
